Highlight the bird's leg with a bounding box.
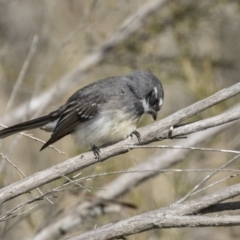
[129,130,141,143]
[92,145,102,161]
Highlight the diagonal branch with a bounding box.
[69,215,240,240]
[67,182,240,240]
[0,82,240,204]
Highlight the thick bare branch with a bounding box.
[69,215,240,240]
[67,182,240,240]
[0,82,240,204]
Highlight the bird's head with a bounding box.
[127,70,164,120]
[142,84,164,120]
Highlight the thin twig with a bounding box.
[28,7,94,118]
[0,204,38,222]
[0,176,97,221]
[3,167,240,222]
[5,35,39,113]
[192,173,240,196]
[175,154,240,204]
[0,124,65,156]
[61,175,90,192]
[74,169,240,183]
[130,145,240,155]
[0,153,26,178]
[0,153,54,205]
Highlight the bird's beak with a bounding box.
[152,111,157,121]
[148,110,157,121]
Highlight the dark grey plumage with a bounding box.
[0,70,164,151]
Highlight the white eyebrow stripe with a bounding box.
[159,97,163,107]
[154,86,158,98]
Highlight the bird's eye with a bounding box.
[147,90,159,106]
[152,99,159,105]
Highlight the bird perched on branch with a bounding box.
[0,70,164,159]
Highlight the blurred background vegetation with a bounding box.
[0,0,240,239]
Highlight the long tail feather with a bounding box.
[0,115,53,139]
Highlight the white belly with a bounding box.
[72,110,137,148]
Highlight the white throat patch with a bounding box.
[141,99,150,113]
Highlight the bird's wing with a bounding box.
[40,92,106,150]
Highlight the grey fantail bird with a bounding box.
[0,70,164,158]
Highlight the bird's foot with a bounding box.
[129,130,141,143]
[92,145,102,162]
